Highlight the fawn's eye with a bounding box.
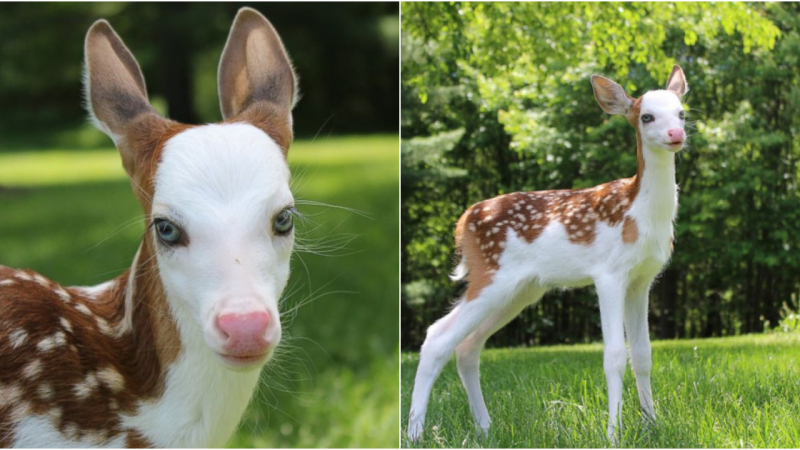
[641,114,654,123]
[274,208,295,235]
[679,110,685,120]
[154,219,184,246]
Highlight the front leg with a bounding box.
[624,277,655,420]
[594,276,628,444]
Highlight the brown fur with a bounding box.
[622,216,639,244]
[0,255,177,447]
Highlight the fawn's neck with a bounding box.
[96,239,260,447]
[631,140,678,228]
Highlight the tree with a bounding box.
[401,2,797,350]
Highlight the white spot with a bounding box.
[60,317,73,333]
[33,273,50,287]
[38,383,55,400]
[15,271,33,282]
[468,223,476,232]
[55,287,71,303]
[37,332,66,352]
[0,384,22,407]
[96,317,115,336]
[498,241,506,249]
[491,254,499,261]
[485,215,493,221]
[492,227,499,234]
[74,372,99,399]
[22,359,43,379]
[9,328,28,348]
[75,303,93,316]
[63,423,80,440]
[97,366,125,393]
[0,279,15,287]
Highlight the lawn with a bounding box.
[0,134,399,448]
[401,333,800,448]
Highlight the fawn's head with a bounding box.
[84,8,296,370]
[591,65,688,153]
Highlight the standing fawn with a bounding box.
[0,8,299,447]
[407,66,689,442]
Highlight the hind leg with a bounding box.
[456,285,545,435]
[407,285,517,441]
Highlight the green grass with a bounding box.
[401,333,800,448]
[0,134,399,448]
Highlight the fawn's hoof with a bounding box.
[407,421,423,442]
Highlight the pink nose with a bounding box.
[215,311,272,357]
[667,128,685,143]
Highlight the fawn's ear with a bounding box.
[666,65,688,97]
[218,7,296,120]
[591,75,633,115]
[84,20,159,143]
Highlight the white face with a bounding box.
[151,123,293,371]
[638,90,687,153]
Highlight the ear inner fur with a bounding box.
[218,7,296,119]
[665,65,688,97]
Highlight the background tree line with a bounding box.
[401,2,800,350]
[0,2,398,140]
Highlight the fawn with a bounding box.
[407,66,689,442]
[0,8,298,447]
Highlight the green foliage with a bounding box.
[0,135,399,448]
[401,333,800,448]
[0,3,399,137]
[401,2,800,349]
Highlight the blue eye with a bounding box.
[154,219,183,245]
[641,114,654,123]
[679,110,685,120]
[274,208,294,234]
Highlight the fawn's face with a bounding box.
[152,124,292,370]
[84,9,297,371]
[591,65,689,153]
[637,90,686,153]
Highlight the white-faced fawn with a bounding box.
[407,66,689,442]
[0,8,299,447]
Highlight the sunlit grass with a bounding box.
[401,333,800,448]
[0,134,399,448]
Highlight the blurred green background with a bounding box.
[401,2,800,349]
[0,2,399,448]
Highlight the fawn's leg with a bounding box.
[625,277,655,420]
[456,285,545,434]
[407,290,513,441]
[595,276,628,443]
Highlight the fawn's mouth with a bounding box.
[215,351,270,369]
[666,141,684,151]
